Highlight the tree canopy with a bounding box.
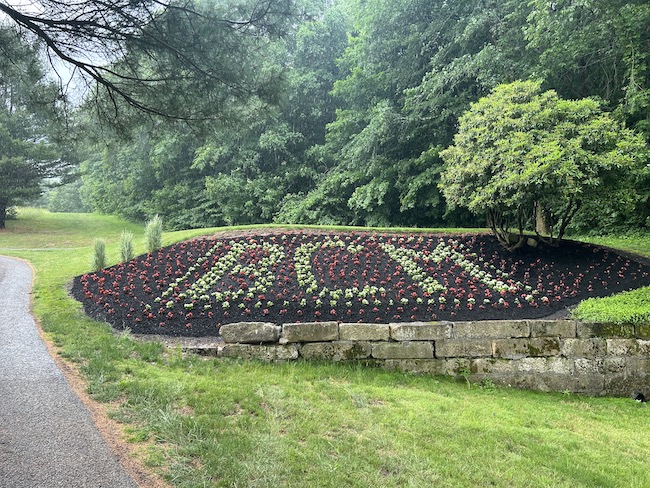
[2,0,647,236]
[439,80,648,249]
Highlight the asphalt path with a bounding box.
[0,256,137,487]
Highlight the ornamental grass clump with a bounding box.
[120,230,135,262]
[92,238,107,271]
[145,214,163,252]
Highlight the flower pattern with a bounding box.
[72,231,650,337]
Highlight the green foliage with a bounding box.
[440,80,648,249]
[5,206,17,220]
[46,179,91,213]
[204,172,285,226]
[1,0,304,127]
[570,155,650,234]
[293,0,526,228]
[144,215,163,253]
[92,238,107,271]
[0,26,73,228]
[525,0,650,138]
[119,230,135,263]
[572,287,650,325]
[275,169,363,225]
[70,0,650,234]
[0,157,42,214]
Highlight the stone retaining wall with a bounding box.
[190,320,650,397]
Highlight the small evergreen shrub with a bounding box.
[144,214,163,252]
[92,238,107,271]
[120,230,135,262]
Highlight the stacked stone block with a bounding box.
[208,319,650,396]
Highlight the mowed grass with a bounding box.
[575,234,650,260]
[2,208,650,487]
[0,207,143,249]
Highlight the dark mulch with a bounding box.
[71,231,650,337]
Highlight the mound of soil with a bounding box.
[71,231,650,337]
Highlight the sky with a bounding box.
[1,1,95,105]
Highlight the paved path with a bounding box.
[0,256,137,487]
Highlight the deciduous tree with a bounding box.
[440,80,648,250]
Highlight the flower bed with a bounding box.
[71,231,650,337]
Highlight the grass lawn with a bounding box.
[569,234,650,324]
[2,208,650,487]
[575,234,650,259]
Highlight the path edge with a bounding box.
[11,256,170,488]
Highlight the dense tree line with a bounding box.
[3,0,649,234]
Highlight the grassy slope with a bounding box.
[569,235,650,324]
[2,208,650,487]
[576,235,650,258]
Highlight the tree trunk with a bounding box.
[0,199,7,229]
[535,203,550,236]
[487,209,526,252]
